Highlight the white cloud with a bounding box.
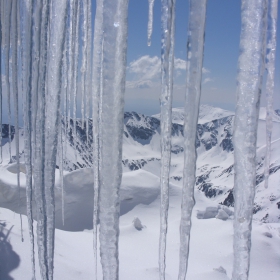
[202,67,210,74]
[203,77,213,84]
[126,55,212,89]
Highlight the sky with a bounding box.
[121,0,280,116]
[2,0,280,126]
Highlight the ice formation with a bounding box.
[159,0,176,279]
[232,0,267,279]
[178,1,207,279]
[97,1,129,278]
[0,0,277,279]
[147,0,155,46]
[264,0,278,189]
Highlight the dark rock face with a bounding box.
[255,165,280,186]
[198,183,223,198]
[216,165,234,178]
[222,189,234,207]
[171,145,184,154]
[253,203,262,214]
[124,112,160,144]
[122,158,160,171]
[1,124,15,141]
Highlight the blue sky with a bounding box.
[2,0,280,125]
[122,0,280,115]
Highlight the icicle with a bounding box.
[264,0,278,189]
[92,0,103,278]
[159,0,176,279]
[66,0,74,162]
[232,0,267,279]
[80,1,88,130]
[4,0,12,163]
[20,0,36,276]
[61,38,67,226]
[59,103,65,226]
[85,0,92,149]
[96,0,129,278]
[44,1,67,278]
[60,44,68,170]
[10,0,24,243]
[147,0,155,46]
[72,0,80,164]
[0,1,2,164]
[32,0,51,278]
[178,1,207,279]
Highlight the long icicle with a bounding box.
[98,0,129,278]
[59,102,65,226]
[80,0,87,130]
[4,0,12,163]
[11,0,24,243]
[72,0,80,165]
[159,0,176,279]
[147,0,155,46]
[61,38,67,226]
[85,0,92,149]
[21,0,36,277]
[0,1,2,164]
[66,0,74,167]
[44,1,67,279]
[232,0,267,279]
[33,0,49,278]
[178,1,207,279]
[92,0,103,278]
[264,0,278,189]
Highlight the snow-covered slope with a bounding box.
[152,104,234,125]
[1,105,280,279]
[1,106,280,223]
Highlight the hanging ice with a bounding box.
[159,0,176,279]
[20,0,36,277]
[178,1,207,279]
[4,0,12,162]
[264,0,278,189]
[92,0,103,278]
[72,0,80,163]
[147,0,155,46]
[0,1,2,164]
[232,0,266,279]
[85,0,92,147]
[97,0,129,278]
[80,0,88,130]
[30,0,67,279]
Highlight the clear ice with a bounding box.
[232,0,267,279]
[159,0,176,279]
[264,0,278,189]
[178,1,207,279]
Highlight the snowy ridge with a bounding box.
[1,105,280,279]
[152,104,234,125]
[1,106,280,224]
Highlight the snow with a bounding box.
[1,104,280,279]
[1,165,280,280]
[153,105,234,125]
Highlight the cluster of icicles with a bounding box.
[0,0,278,279]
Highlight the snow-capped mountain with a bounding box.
[1,105,280,224]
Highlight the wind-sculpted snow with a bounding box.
[0,165,163,232]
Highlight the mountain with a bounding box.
[1,106,280,224]
[1,105,280,279]
[152,104,234,125]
